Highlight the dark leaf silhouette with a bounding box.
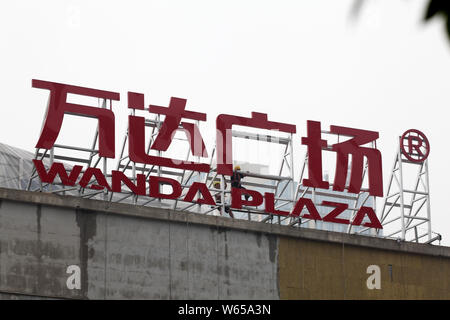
[352,0,450,43]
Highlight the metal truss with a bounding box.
[26,101,440,244]
[225,130,296,223]
[107,108,297,223]
[113,111,213,212]
[379,141,440,244]
[27,98,111,200]
[284,131,377,235]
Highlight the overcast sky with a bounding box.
[1,0,449,245]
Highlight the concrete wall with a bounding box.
[0,187,449,299]
[278,237,450,299]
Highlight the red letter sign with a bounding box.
[32,79,119,158]
[302,121,330,189]
[330,126,383,197]
[128,95,210,172]
[301,121,383,197]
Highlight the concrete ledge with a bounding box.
[0,187,449,258]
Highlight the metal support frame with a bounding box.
[286,131,378,235]
[379,139,437,243]
[26,102,440,244]
[112,121,297,221]
[196,128,297,223]
[27,98,111,200]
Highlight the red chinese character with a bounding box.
[216,112,296,175]
[302,121,383,197]
[128,94,210,172]
[32,79,120,158]
[301,121,330,189]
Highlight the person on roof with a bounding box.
[213,179,234,218]
[231,165,250,201]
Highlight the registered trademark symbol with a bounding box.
[400,129,430,163]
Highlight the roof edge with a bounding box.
[0,187,449,258]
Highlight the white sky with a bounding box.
[1,0,449,245]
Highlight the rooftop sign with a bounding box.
[29,79,431,230]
